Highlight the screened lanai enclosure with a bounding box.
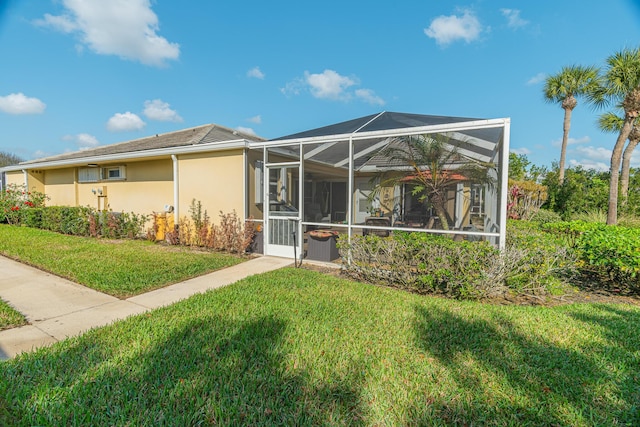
[246,112,510,261]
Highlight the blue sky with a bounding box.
[0,0,639,171]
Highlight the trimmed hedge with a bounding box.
[5,205,147,239]
[338,230,573,300]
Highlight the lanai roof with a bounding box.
[272,111,484,140]
[267,111,507,171]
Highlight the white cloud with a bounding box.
[501,9,528,29]
[305,70,357,100]
[0,93,46,114]
[33,149,52,159]
[510,147,531,155]
[424,9,483,46]
[526,72,546,85]
[35,0,180,67]
[106,112,146,132]
[552,135,591,147]
[247,115,262,124]
[247,67,265,79]
[568,158,609,171]
[280,78,305,97]
[572,145,611,160]
[282,69,385,105]
[63,133,100,150]
[236,126,256,136]
[143,99,182,122]
[355,89,385,106]
[567,145,613,171]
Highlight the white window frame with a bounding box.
[101,166,126,181]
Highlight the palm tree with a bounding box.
[544,65,600,184]
[598,111,639,207]
[371,133,495,231]
[590,47,640,225]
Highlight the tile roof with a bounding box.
[19,124,264,165]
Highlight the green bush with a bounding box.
[21,207,43,228]
[577,226,640,286]
[40,206,91,235]
[505,221,576,294]
[536,220,640,288]
[0,184,48,224]
[339,229,573,300]
[528,208,562,224]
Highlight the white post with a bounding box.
[498,119,511,250]
[171,155,179,228]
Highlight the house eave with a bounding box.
[1,139,250,172]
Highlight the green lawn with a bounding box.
[0,299,26,330]
[1,267,638,426]
[0,225,245,298]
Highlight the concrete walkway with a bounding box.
[0,255,292,360]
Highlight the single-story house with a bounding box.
[1,111,510,258]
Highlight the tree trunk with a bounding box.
[429,191,450,231]
[607,118,636,225]
[620,138,639,206]
[558,107,573,184]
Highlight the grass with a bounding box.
[1,267,639,426]
[0,299,26,330]
[0,225,245,298]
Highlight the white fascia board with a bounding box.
[1,140,250,172]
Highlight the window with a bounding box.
[78,165,126,182]
[78,167,100,183]
[102,166,126,180]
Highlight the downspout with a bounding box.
[22,169,28,189]
[171,155,179,228]
[243,147,248,221]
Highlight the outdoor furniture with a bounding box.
[363,216,391,237]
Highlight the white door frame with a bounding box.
[264,161,302,259]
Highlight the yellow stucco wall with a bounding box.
[10,151,248,223]
[91,159,174,214]
[5,171,24,187]
[44,169,76,206]
[3,170,44,192]
[177,150,244,224]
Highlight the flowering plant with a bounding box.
[0,184,48,224]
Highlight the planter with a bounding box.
[308,230,340,262]
[249,229,264,254]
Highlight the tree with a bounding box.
[597,111,639,207]
[544,65,600,184]
[543,165,609,219]
[590,47,640,225]
[372,133,495,231]
[0,151,23,167]
[508,152,530,181]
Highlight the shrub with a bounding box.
[157,202,255,254]
[339,230,573,300]
[577,226,640,287]
[528,208,562,225]
[538,220,640,288]
[0,184,48,225]
[507,179,548,220]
